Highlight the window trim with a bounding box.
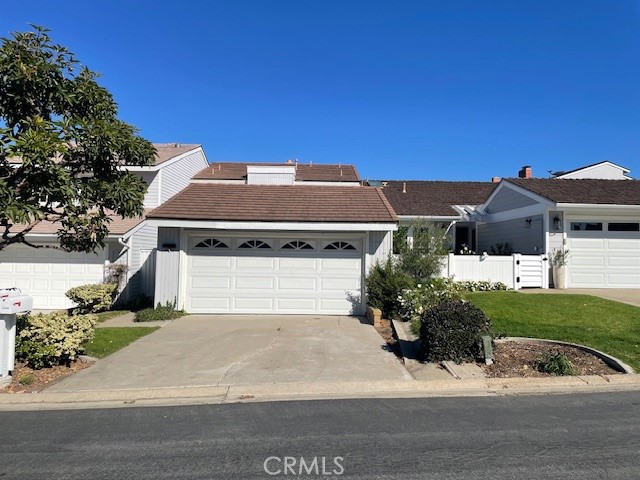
[281,240,315,250]
[323,241,357,251]
[570,222,603,232]
[238,239,273,250]
[193,238,229,249]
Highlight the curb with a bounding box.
[1,375,639,411]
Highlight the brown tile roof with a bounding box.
[192,162,360,182]
[6,143,200,166]
[380,181,497,217]
[147,184,396,223]
[12,212,147,236]
[507,178,640,205]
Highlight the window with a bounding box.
[194,238,229,249]
[282,240,314,250]
[608,222,640,232]
[238,239,272,249]
[324,241,357,251]
[570,222,602,231]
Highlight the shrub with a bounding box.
[18,373,35,385]
[66,283,118,314]
[365,258,414,319]
[455,280,509,292]
[489,242,514,255]
[134,301,186,322]
[535,352,575,376]
[15,312,97,369]
[419,300,493,363]
[396,220,450,282]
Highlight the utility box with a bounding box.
[0,288,33,385]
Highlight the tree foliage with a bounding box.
[0,25,155,252]
[396,220,451,282]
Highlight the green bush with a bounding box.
[396,220,450,282]
[365,258,414,319]
[535,352,575,375]
[134,301,186,322]
[399,278,465,328]
[489,242,514,255]
[419,300,493,363]
[15,312,97,369]
[66,283,118,313]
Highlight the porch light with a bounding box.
[525,218,532,228]
[553,214,561,230]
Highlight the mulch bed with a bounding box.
[483,341,622,378]
[0,358,93,394]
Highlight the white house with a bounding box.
[147,162,397,315]
[0,143,209,309]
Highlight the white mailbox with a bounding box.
[0,288,33,384]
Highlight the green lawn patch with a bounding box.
[467,291,640,371]
[94,310,131,323]
[83,327,159,358]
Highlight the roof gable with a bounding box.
[554,161,632,180]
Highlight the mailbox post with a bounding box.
[0,288,33,386]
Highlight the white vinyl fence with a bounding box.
[441,253,549,290]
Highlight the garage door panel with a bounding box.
[609,257,640,267]
[235,276,274,289]
[277,298,317,310]
[190,297,230,310]
[570,238,605,249]
[609,274,640,286]
[189,256,232,268]
[320,277,361,291]
[278,277,317,290]
[278,258,317,270]
[236,257,274,269]
[190,276,231,289]
[233,298,274,310]
[572,256,605,267]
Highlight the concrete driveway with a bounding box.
[50,315,412,392]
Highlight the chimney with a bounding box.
[518,166,532,179]
[491,176,501,183]
[286,159,293,164]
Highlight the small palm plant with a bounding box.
[549,248,569,266]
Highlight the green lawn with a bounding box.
[467,291,640,371]
[83,327,159,358]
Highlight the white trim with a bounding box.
[557,203,640,211]
[119,146,202,172]
[148,219,397,232]
[398,215,461,222]
[555,161,630,178]
[477,203,547,223]
[157,169,163,206]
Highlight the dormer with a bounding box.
[246,165,296,185]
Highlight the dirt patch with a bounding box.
[484,341,622,378]
[0,358,93,394]
[373,319,402,358]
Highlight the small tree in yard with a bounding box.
[396,220,450,282]
[0,26,155,252]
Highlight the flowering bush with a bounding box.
[398,278,508,331]
[15,312,97,369]
[458,244,476,255]
[66,283,118,313]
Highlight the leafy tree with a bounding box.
[396,220,450,282]
[0,26,155,252]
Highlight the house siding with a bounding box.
[127,223,158,298]
[139,171,159,208]
[559,163,628,180]
[160,149,209,203]
[478,214,544,254]
[485,187,538,214]
[366,231,392,273]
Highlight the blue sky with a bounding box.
[3,1,639,180]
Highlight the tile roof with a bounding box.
[147,184,396,223]
[507,178,640,205]
[192,162,360,182]
[6,143,200,166]
[380,181,497,216]
[12,212,147,236]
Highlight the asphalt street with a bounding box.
[1,392,639,479]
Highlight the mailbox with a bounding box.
[0,288,33,384]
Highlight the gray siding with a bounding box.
[160,149,208,203]
[478,214,544,254]
[157,227,182,249]
[485,186,539,214]
[154,250,181,307]
[138,171,159,208]
[128,223,158,298]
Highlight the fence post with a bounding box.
[448,253,455,278]
[512,253,521,291]
[541,254,549,289]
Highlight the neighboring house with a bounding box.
[378,180,497,253]
[147,162,397,315]
[0,143,209,309]
[551,161,633,180]
[474,178,640,288]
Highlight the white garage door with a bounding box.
[185,235,363,315]
[0,244,108,309]
[567,218,640,288]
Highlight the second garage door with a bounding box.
[567,218,640,288]
[185,235,363,314]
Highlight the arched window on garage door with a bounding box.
[324,241,357,251]
[281,240,314,250]
[194,238,229,249]
[238,239,272,249]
